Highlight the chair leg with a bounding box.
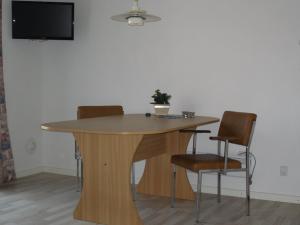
[132,163,136,201]
[217,140,222,203]
[171,164,176,208]
[196,171,202,223]
[246,150,250,216]
[217,172,221,203]
[76,158,81,192]
[246,176,250,216]
[80,159,84,190]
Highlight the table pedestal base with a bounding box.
[73,133,143,225]
[137,130,195,200]
[73,129,195,225]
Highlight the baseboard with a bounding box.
[16,167,300,204]
[16,166,44,178]
[42,166,76,177]
[16,166,76,178]
[191,184,300,204]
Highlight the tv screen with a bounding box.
[12,1,74,40]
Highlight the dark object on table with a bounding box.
[182,111,195,118]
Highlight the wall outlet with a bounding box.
[280,166,288,176]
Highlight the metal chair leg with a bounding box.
[75,142,82,192]
[217,172,221,203]
[171,164,176,208]
[76,158,81,192]
[196,171,202,223]
[132,163,136,201]
[246,149,250,216]
[217,140,222,203]
[80,159,83,190]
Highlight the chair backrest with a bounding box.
[77,105,124,119]
[218,111,257,147]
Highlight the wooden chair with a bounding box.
[171,111,257,222]
[75,106,139,199]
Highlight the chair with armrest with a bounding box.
[171,111,257,223]
[75,106,136,199]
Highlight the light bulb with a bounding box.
[128,16,144,26]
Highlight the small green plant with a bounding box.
[151,89,171,105]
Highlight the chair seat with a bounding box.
[171,153,242,172]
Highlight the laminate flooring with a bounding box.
[0,173,299,225]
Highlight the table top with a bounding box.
[41,114,219,135]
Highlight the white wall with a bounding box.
[2,0,43,176]
[4,0,300,202]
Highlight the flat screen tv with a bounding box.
[12,1,74,40]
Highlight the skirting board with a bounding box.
[16,166,45,178]
[191,184,300,204]
[16,166,76,178]
[16,167,300,204]
[42,166,76,177]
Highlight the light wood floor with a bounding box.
[0,173,299,225]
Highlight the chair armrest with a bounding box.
[180,130,211,154]
[209,136,238,142]
[180,129,211,133]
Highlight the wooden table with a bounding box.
[41,114,219,225]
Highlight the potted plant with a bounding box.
[151,89,172,115]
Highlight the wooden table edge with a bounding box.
[41,118,220,135]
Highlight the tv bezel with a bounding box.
[12,1,75,40]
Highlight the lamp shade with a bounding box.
[111,0,161,26]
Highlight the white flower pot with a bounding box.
[153,104,170,115]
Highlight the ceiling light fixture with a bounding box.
[111,0,161,26]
